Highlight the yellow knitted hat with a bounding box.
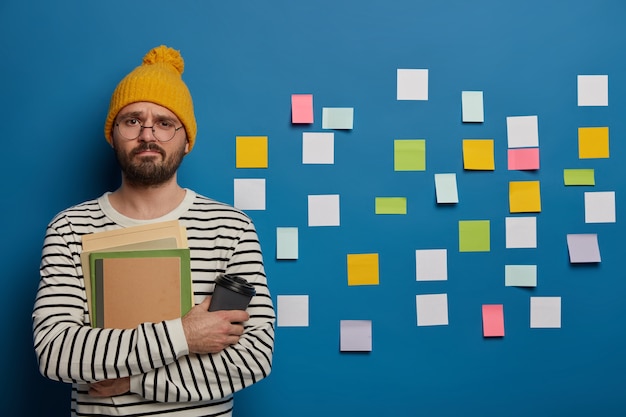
[104,45,197,151]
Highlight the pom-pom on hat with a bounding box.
[104,45,197,151]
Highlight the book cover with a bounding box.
[89,248,192,329]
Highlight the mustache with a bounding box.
[131,142,165,156]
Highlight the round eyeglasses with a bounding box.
[115,117,184,143]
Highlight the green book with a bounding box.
[89,249,192,328]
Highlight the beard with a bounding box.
[114,141,186,187]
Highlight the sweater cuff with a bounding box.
[165,318,190,358]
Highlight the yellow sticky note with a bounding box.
[459,220,490,252]
[509,181,541,213]
[394,139,426,171]
[578,127,609,159]
[236,136,268,168]
[347,253,379,286]
[463,139,494,170]
[375,197,407,214]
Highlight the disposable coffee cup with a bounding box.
[208,274,256,311]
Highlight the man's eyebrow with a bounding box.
[116,110,143,119]
[116,110,178,122]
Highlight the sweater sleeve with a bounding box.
[130,220,276,403]
[32,224,190,383]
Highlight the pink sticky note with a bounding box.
[291,94,314,124]
[482,304,504,337]
[508,148,540,170]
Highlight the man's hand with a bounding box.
[89,377,130,397]
[182,296,250,354]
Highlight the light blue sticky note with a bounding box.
[434,173,459,204]
[505,265,537,287]
[276,227,298,259]
[462,91,484,122]
[322,107,354,130]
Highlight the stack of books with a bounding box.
[80,220,193,329]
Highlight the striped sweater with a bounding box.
[32,190,275,416]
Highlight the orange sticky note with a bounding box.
[236,136,268,168]
[463,139,494,170]
[508,148,539,170]
[482,304,504,337]
[578,127,609,159]
[509,181,541,213]
[347,253,379,286]
[292,94,314,124]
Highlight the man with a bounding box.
[32,45,275,416]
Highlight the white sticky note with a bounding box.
[397,69,428,100]
[434,173,459,204]
[308,194,340,227]
[233,178,265,210]
[530,297,561,328]
[276,227,298,260]
[340,320,372,352]
[505,217,537,249]
[322,108,354,130]
[462,91,484,122]
[277,295,309,327]
[585,191,616,223]
[505,265,537,287]
[506,115,539,148]
[416,293,448,326]
[416,249,447,281]
[567,234,601,263]
[578,75,608,106]
[302,132,334,164]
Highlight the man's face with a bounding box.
[111,102,189,187]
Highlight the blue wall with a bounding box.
[3,1,626,415]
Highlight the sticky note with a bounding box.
[416,293,448,326]
[397,69,428,100]
[508,148,539,170]
[233,178,265,210]
[276,227,298,260]
[291,94,314,124]
[434,173,459,204]
[322,107,354,130]
[459,220,490,252]
[347,253,379,286]
[507,116,539,148]
[302,132,334,164]
[505,265,537,287]
[579,127,609,159]
[505,217,537,249]
[564,169,595,186]
[308,194,340,227]
[277,295,308,327]
[340,320,372,352]
[463,139,494,170]
[236,136,268,168]
[394,139,426,171]
[578,75,608,106]
[482,304,504,337]
[530,297,561,329]
[375,197,407,214]
[567,234,601,263]
[416,249,447,281]
[462,91,484,122]
[509,181,541,213]
[585,191,616,223]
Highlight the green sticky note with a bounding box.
[505,265,537,287]
[375,197,407,214]
[276,227,298,260]
[394,139,426,171]
[322,107,354,129]
[459,220,490,252]
[564,169,595,186]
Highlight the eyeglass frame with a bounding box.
[114,119,184,143]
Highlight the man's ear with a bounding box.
[184,139,190,155]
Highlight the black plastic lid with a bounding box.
[215,274,256,297]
